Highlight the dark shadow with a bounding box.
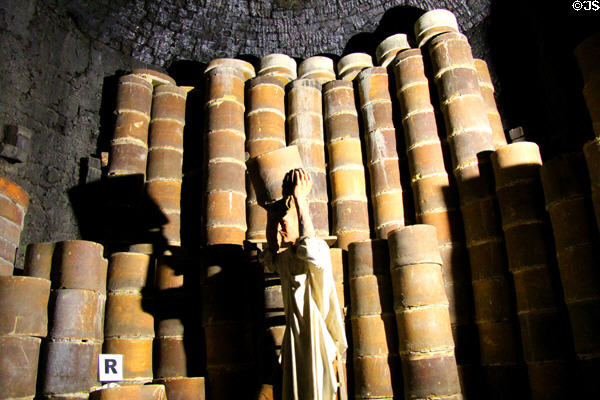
[488,0,598,158]
[202,244,263,399]
[68,174,169,250]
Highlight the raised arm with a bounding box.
[292,168,315,238]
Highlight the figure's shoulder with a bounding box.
[295,236,330,267]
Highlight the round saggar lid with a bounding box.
[414,9,459,48]
[376,34,410,67]
[259,53,297,79]
[337,53,373,80]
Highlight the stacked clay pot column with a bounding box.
[204,59,255,245]
[426,27,527,393]
[298,56,336,85]
[574,33,600,137]
[0,177,29,275]
[323,81,370,250]
[356,67,406,239]
[245,76,286,242]
[108,74,153,177]
[584,139,600,231]
[146,84,190,247]
[154,255,204,383]
[392,47,479,393]
[90,384,167,400]
[541,153,600,393]
[0,275,50,399]
[474,59,507,149]
[39,240,108,399]
[348,240,400,399]
[155,256,186,380]
[492,143,573,398]
[336,53,373,82]
[24,242,55,279]
[257,54,297,85]
[287,79,330,236]
[104,252,154,384]
[388,225,462,400]
[376,34,410,68]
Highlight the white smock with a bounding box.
[265,236,347,400]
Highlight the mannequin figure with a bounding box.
[263,168,347,400]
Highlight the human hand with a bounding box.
[292,168,312,201]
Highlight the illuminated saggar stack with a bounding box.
[392,47,478,393]
[0,177,29,275]
[492,143,573,399]
[146,84,190,247]
[108,74,153,177]
[421,10,526,394]
[356,67,406,239]
[287,79,330,236]
[323,80,370,250]
[388,225,462,400]
[245,76,287,242]
[348,239,400,399]
[204,58,255,245]
[104,252,155,385]
[38,240,108,399]
[0,275,50,400]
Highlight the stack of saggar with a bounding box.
[287,78,330,237]
[541,153,600,396]
[204,58,255,246]
[391,44,478,395]
[146,82,191,247]
[323,80,370,250]
[0,177,29,275]
[356,66,406,239]
[420,9,526,395]
[388,225,462,400]
[104,252,154,385]
[154,255,206,400]
[35,240,108,399]
[492,143,573,398]
[349,239,400,399]
[245,73,287,242]
[0,275,50,399]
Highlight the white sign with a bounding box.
[98,354,123,382]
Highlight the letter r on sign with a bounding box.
[98,354,123,382]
